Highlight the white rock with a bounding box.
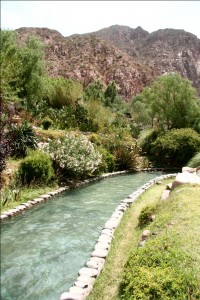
[91,249,108,258]
[78,267,98,277]
[161,189,170,201]
[60,292,83,300]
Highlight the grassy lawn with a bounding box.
[88,179,200,300]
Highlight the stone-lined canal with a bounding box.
[1,172,160,300]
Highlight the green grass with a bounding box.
[0,185,58,213]
[87,179,200,300]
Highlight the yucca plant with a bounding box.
[10,120,38,158]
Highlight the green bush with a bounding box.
[152,128,200,167]
[138,205,157,227]
[187,152,200,168]
[120,236,199,300]
[96,147,116,174]
[41,116,52,130]
[140,128,200,168]
[18,150,55,186]
[10,120,38,158]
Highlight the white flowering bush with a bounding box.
[43,132,102,179]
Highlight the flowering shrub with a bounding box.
[43,133,102,179]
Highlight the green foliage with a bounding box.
[41,116,53,130]
[10,120,38,158]
[44,77,83,108]
[83,99,114,132]
[1,30,47,111]
[133,73,200,130]
[0,188,21,207]
[96,147,116,173]
[187,152,200,168]
[113,139,142,171]
[120,236,200,300]
[17,35,46,111]
[0,30,22,102]
[138,205,157,227]
[18,150,55,186]
[43,133,102,179]
[84,80,105,102]
[152,128,200,167]
[104,81,117,107]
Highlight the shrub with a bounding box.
[120,236,199,300]
[41,116,52,130]
[96,147,116,174]
[152,128,200,167]
[114,142,142,171]
[187,152,200,168]
[138,205,157,227]
[18,150,55,186]
[10,120,38,158]
[43,133,102,179]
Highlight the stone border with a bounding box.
[0,171,128,222]
[59,173,176,300]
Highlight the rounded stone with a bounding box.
[69,286,85,295]
[77,275,95,285]
[60,292,83,300]
[101,229,113,237]
[98,235,112,244]
[91,249,108,258]
[78,267,98,277]
[95,241,110,251]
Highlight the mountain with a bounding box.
[15,25,200,99]
[90,25,200,95]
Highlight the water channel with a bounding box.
[1,172,160,300]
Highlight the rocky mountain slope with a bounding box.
[15,25,200,99]
[16,27,153,100]
[90,25,200,95]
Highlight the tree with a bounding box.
[104,81,117,106]
[0,30,22,103]
[84,80,105,103]
[0,30,47,112]
[133,73,200,130]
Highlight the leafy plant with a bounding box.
[96,147,116,174]
[114,141,142,171]
[10,120,38,158]
[18,150,55,186]
[0,188,21,207]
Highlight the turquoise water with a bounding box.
[1,172,159,300]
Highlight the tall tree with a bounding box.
[132,73,200,130]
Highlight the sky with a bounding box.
[1,1,200,38]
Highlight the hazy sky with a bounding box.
[1,1,200,38]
